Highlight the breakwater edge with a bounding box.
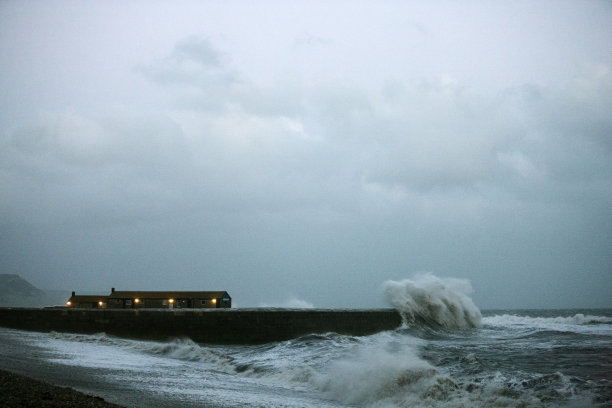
[0,307,402,344]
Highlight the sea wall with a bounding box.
[0,308,402,344]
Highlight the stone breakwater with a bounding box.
[0,308,402,344]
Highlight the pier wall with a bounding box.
[0,308,402,344]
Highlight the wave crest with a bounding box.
[383,274,482,329]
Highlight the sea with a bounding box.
[0,276,610,408]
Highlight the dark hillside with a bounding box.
[0,274,45,298]
[0,274,68,307]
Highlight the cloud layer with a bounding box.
[1,2,611,308]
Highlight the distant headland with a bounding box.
[0,274,69,308]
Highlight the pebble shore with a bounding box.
[0,369,124,408]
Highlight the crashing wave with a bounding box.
[383,273,482,329]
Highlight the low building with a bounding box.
[66,292,108,308]
[106,288,231,309]
[66,288,231,309]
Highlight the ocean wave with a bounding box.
[383,274,482,329]
[144,338,237,372]
[311,341,439,406]
[49,331,122,344]
[307,339,598,408]
[483,313,612,329]
[30,328,607,407]
[47,331,238,373]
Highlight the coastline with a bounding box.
[0,369,124,408]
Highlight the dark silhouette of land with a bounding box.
[0,274,70,308]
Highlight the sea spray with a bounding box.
[313,344,439,406]
[383,274,482,329]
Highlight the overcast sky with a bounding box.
[1,1,611,309]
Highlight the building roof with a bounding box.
[108,291,230,299]
[68,295,108,303]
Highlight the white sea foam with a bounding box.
[307,332,580,408]
[312,341,438,406]
[46,332,238,372]
[484,313,612,326]
[483,313,612,335]
[383,273,482,329]
[43,333,168,370]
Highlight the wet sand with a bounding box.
[0,369,124,407]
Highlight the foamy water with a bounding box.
[0,276,610,407]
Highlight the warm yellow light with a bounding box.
[169,298,174,304]
[66,301,72,306]
[98,301,103,306]
[212,299,217,304]
[134,298,140,304]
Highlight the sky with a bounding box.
[1,1,611,309]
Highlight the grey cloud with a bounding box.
[6,48,610,228]
[327,75,612,205]
[140,36,237,89]
[293,33,333,48]
[173,36,224,67]
[131,38,612,221]
[6,113,186,167]
[292,79,511,192]
[0,112,192,227]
